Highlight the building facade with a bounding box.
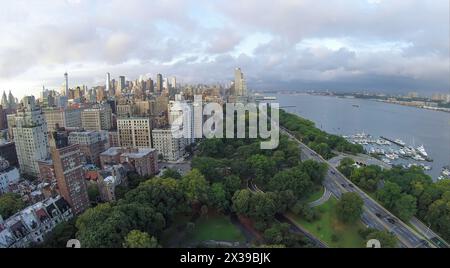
[10,96,50,177]
[99,147,158,177]
[117,118,152,148]
[81,105,112,131]
[151,128,186,161]
[50,137,89,215]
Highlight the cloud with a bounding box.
[0,0,448,97]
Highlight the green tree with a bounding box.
[336,193,364,223]
[267,166,313,198]
[0,193,25,218]
[393,194,417,221]
[209,183,229,212]
[338,157,355,177]
[123,230,159,248]
[300,160,328,185]
[87,183,100,203]
[181,169,210,205]
[232,189,277,222]
[123,177,187,220]
[366,230,398,248]
[161,168,182,180]
[376,181,402,209]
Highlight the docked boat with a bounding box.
[420,164,432,171]
[413,154,425,161]
[442,168,450,177]
[416,145,428,157]
[382,158,392,165]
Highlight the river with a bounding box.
[274,93,450,180]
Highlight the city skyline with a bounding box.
[0,0,448,98]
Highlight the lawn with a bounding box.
[189,213,246,243]
[289,197,366,248]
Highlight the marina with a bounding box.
[345,132,437,173]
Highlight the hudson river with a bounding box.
[275,93,450,180]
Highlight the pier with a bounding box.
[380,136,404,147]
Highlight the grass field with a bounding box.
[189,213,246,243]
[289,197,366,248]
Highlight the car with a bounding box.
[387,218,396,224]
[341,184,346,187]
[349,184,354,188]
[331,170,336,175]
[375,213,382,218]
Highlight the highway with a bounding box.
[281,127,434,248]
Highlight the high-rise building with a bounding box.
[156,74,163,93]
[43,108,82,131]
[106,72,111,94]
[50,132,89,215]
[168,101,194,144]
[81,105,112,131]
[117,118,152,148]
[117,76,126,95]
[234,68,247,96]
[151,127,186,161]
[64,72,69,97]
[171,76,177,89]
[147,78,154,93]
[68,131,106,166]
[10,96,50,177]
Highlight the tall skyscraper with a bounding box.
[10,96,50,177]
[234,68,247,96]
[171,76,177,89]
[156,74,163,93]
[50,132,89,215]
[106,72,111,93]
[64,72,69,97]
[118,76,126,95]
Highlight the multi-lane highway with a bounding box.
[281,127,434,248]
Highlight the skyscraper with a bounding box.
[234,68,247,96]
[64,72,69,97]
[156,74,163,93]
[171,76,177,89]
[50,132,89,215]
[106,72,111,94]
[10,96,50,177]
[118,76,126,95]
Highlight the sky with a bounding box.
[0,0,449,98]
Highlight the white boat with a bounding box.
[416,145,428,158]
[413,154,425,161]
[385,153,399,160]
[420,164,431,171]
[382,158,392,165]
[398,149,406,156]
[442,168,450,177]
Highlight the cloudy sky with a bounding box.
[0,0,448,98]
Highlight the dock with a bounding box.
[380,136,404,147]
